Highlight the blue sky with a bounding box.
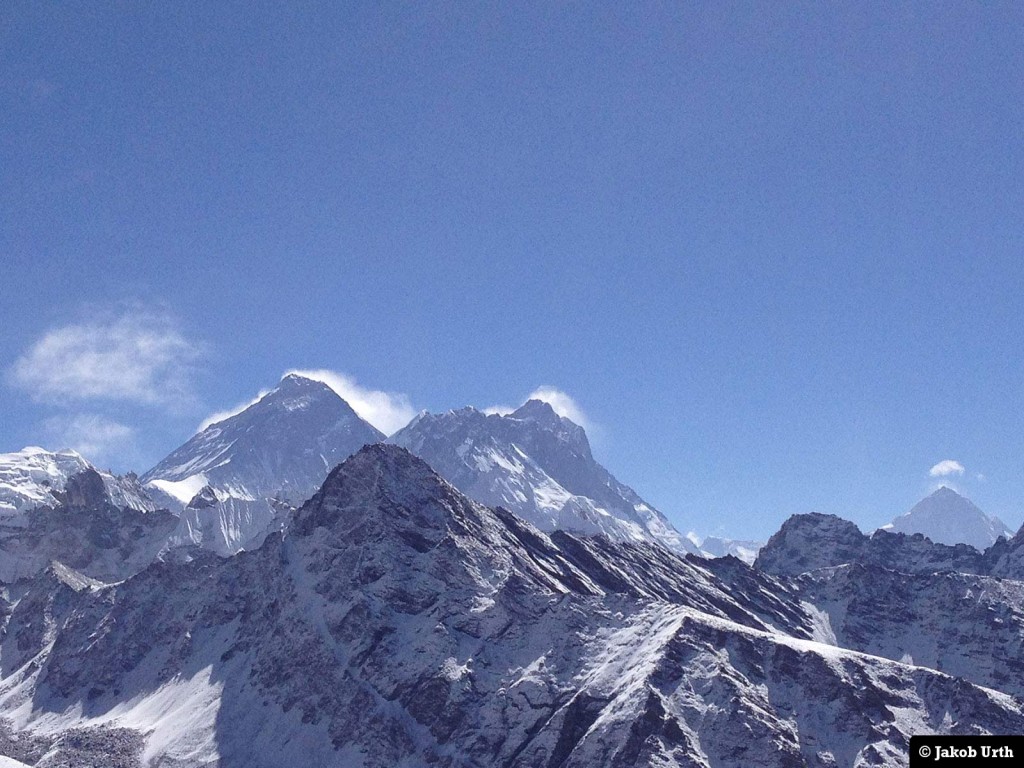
[2,2,1023,540]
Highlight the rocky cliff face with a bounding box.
[0,446,1020,767]
[757,509,1024,580]
[754,512,868,577]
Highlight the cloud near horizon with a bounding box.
[929,459,965,478]
[9,308,203,408]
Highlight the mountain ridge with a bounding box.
[0,444,1021,766]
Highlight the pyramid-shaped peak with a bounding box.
[279,372,326,387]
[324,443,441,493]
[911,485,981,514]
[883,485,1012,550]
[245,375,354,417]
[293,443,456,536]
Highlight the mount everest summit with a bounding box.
[0,374,1022,765]
[141,373,384,555]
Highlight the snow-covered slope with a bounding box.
[1,445,1021,767]
[389,400,698,554]
[0,448,175,583]
[0,467,176,584]
[0,447,155,517]
[141,373,384,554]
[881,486,1012,550]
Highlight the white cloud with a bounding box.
[526,386,591,428]
[44,414,136,464]
[10,308,203,407]
[197,389,272,433]
[286,369,417,435]
[482,405,514,416]
[929,459,965,478]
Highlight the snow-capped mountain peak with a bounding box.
[880,485,1012,550]
[143,373,384,502]
[389,399,698,554]
[510,398,591,456]
[3,441,1024,766]
[141,373,385,554]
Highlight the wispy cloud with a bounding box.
[929,459,965,478]
[286,369,417,435]
[197,389,272,433]
[43,413,136,465]
[9,307,203,408]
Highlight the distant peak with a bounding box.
[930,485,962,498]
[16,446,84,459]
[512,399,561,422]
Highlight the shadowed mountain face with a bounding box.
[140,374,385,554]
[1,445,1022,767]
[756,503,1024,581]
[389,401,697,554]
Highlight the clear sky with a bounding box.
[2,2,1023,541]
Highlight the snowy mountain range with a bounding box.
[0,448,174,583]
[1,445,1021,767]
[1,377,1023,765]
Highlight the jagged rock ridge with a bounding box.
[0,449,175,583]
